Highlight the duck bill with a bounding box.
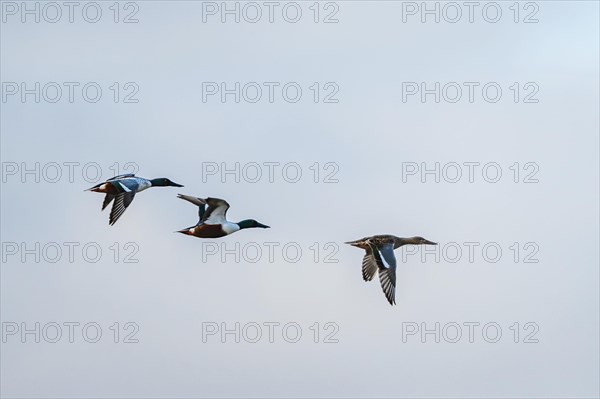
[257,223,270,229]
[424,240,437,245]
[171,182,184,187]
[176,229,192,235]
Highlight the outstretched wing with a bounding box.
[102,194,115,210]
[361,248,378,282]
[201,197,230,225]
[177,194,207,224]
[368,241,398,306]
[107,173,136,181]
[109,191,136,225]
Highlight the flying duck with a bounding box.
[346,235,437,305]
[86,174,183,225]
[176,194,270,238]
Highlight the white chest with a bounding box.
[222,222,240,235]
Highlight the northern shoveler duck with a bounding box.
[86,174,183,225]
[177,194,269,238]
[346,235,437,305]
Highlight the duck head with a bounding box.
[237,219,270,230]
[150,178,184,187]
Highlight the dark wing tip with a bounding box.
[378,267,397,306]
[108,192,135,226]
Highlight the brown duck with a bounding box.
[346,235,437,305]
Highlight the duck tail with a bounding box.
[176,226,196,235]
[345,239,361,246]
[85,183,103,192]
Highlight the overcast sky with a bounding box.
[1,1,599,398]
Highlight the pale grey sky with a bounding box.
[1,1,599,398]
